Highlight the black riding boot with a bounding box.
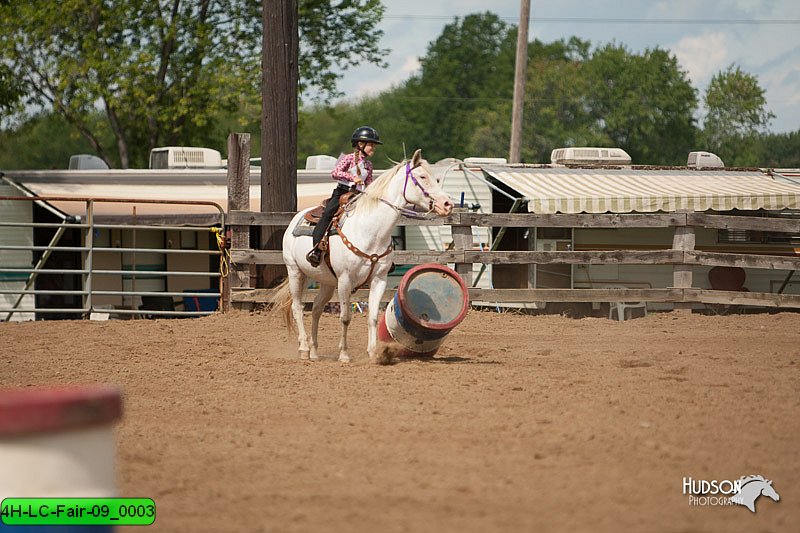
[307,184,349,267]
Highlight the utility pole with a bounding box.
[261,0,298,287]
[508,0,530,164]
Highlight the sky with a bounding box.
[334,0,800,134]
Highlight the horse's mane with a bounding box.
[739,474,769,485]
[352,158,433,215]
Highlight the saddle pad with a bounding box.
[291,217,338,238]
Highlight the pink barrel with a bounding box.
[378,263,469,357]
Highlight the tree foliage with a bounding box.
[299,0,387,99]
[0,63,23,116]
[0,0,385,168]
[702,65,775,166]
[3,7,797,171]
[382,12,517,162]
[337,19,700,166]
[583,44,697,165]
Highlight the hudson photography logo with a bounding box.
[682,475,781,512]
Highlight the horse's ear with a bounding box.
[411,149,423,169]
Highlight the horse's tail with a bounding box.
[268,278,296,333]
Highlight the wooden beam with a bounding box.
[231,248,465,265]
[468,288,682,303]
[459,212,686,228]
[685,289,800,308]
[686,251,800,270]
[688,213,800,233]
[230,286,800,308]
[451,221,473,286]
[228,210,294,226]
[671,224,695,312]
[231,287,683,304]
[464,250,684,265]
[232,287,388,303]
[225,211,800,233]
[225,133,252,309]
[227,209,455,227]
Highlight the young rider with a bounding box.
[306,126,383,267]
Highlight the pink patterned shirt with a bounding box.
[331,152,373,186]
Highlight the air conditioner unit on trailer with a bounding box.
[687,151,724,169]
[149,147,223,169]
[550,147,631,166]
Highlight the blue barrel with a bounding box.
[0,385,122,532]
[378,263,469,357]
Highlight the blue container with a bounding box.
[183,288,220,313]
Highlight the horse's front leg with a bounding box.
[367,274,388,361]
[310,284,335,360]
[337,281,354,363]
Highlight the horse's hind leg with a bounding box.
[309,284,334,361]
[287,269,311,359]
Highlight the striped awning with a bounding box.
[483,166,800,214]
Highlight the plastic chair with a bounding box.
[608,300,648,321]
[605,285,648,321]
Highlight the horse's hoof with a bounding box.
[299,350,310,360]
[309,353,319,361]
[338,354,351,363]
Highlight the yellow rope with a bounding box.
[212,227,230,279]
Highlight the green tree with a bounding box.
[392,13,517,161]
[470,37,599,162]
[0,63,23,116]
[584,44,698,165]
[755,130,800,168]
[298,21,703,167]
[0,0,385,168]
[702,65,775,166]
[0,112,111,169]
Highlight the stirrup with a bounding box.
[306,249,321,267]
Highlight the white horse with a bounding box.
[275,149,453,363]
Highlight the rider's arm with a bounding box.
[331,153,357,185]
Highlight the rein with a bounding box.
[330,161,435,290]
[344,162,436,220]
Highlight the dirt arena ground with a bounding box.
[2,309,798,532]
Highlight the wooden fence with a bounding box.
[224,209,800,311]
[222,136,800,312]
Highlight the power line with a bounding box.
[383,15,800,25]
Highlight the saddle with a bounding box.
[303,191,356,225]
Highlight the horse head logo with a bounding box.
[732,475,780,513]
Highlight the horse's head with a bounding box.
[403,149,453,217]
[761,480,780,502]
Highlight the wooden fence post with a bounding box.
[224,133,251,311]
[451,211,473,286]
[672,213,695,313]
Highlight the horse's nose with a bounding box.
[443,200,453,212]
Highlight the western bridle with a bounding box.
[332,161,436,289]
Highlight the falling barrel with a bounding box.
[0,385,122,532]
[378,263,469,357]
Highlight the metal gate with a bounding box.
[0,196,226,320]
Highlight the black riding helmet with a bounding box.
[351,126,383,146]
